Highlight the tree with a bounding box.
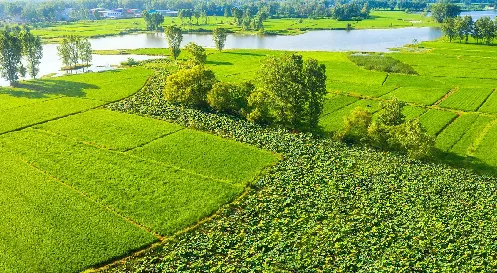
[143,11,164,31]
[475,16,495,44]
[184,42,206,65]
[251,53,327,130]
[304,58,327,130]
[337,106,372,144]
[441,18,457,42]
[20,27,43,79]
[0,27,23,86]
[461,15,473,43]
[207,82,254,116]
[164,65,217,107]
[164,26,183,60]
[231,7,243,25]
[377,97,405,126]
[212,27,228,51]
[57,37,72,70]
[78,37,93,67]
[431,3,461,23]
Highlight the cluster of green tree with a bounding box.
[163,44,327,131]
[441,15,497,44]
[338,98,434,159]
[56,36,92,72]
[227,7,268,31]
[430,3,461,23]
[164,26,227,62]
[0,26,43,86]
[142,11,164,30]
[0,0,432,24]
[330,2,370,21]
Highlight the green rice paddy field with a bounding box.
[4,38,497,272]
[117,40,497,171]
[0,69,279,272]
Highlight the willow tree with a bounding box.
[20,27,43,79]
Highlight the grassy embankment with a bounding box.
[0,68,279,272]
[100,40,497,173]
[32,11,435,43]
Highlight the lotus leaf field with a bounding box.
[103,70,497,272]
[0,69,279,272]
[116,41,497,172]
[3,38,497,272]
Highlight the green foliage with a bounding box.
[377,97,405,126]
[164,65,217,107]
[338,97,434,159]
[431,3,461,23]
[330,2,370,21]
[348,54,417,74]
[105,74,497,272]
[184,42,206,66]
[0,149,156,273]
[56,35,92,70]
[254,53,327,130]
[120,57,140,66]
[207,81,253,116]
[0,27,23,86]
[212,27,228,51]
[337,106,372,144]
[142,11,164,31]
[164,25,183,60]
[19,27,43,79]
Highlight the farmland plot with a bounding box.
[0,149,156,273]
[418,110,458,136]
[435,114,479,152]
[439,88,493,111]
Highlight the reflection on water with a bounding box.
[0,27,443,86]
[461,10,497,20]
[91,27,442,52]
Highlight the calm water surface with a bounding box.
[461,10,497,20]
[92,27,442,52]
[1,27,443,86]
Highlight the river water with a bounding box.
[3,26,445,86]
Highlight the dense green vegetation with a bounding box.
[348,54,417,74]
[106,40,497,172]
[99,70,497,272]
[0,66,278,272]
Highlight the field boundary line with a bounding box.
[467,118,497,157]
[0,71,154,137]
[443,115,475,152]
[433,87,457,106]
[476,88,495,112]
[122,128,186,153]
[320,94,362,118]
[381,73,389,86]
[31,127,239,186]
[4,149,164,240]
[92,185,256,272]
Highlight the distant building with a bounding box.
[149,9,178,17]
[100,10,123,19]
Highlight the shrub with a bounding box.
[184,42,206,66]
[207,82,254,116]
[337,106,372,144]
[120,57,140,67]
[164,65,217,107]
[348,54,417,75]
